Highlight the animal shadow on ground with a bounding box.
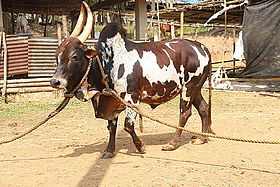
[63,131,193,187]
[62,131,280,187]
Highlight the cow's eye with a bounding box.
[71,55,78,61]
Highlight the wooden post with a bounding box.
[233,26,236,74]
[106,12,111,23]
[91,13,95,38]
[221,0,228,78]
[157,1,160,41]
[151,0,155,12]
[62,15,68,38]
[0,0,4,32]
[11,12,15,34]
[180,11,184,39]
[171,22,175,39]
[224,0,227,37]
[194,27,198,41]
[0,0,7,103]
[44,14,48,37]
[57,20,62,45]
[2,32,7,103]
[135,0,147,40]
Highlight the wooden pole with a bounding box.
[221,0,227,79]
[180,11,184,39]
[157,1,160,40]
[11,11,15,34]
[57,20,62,45]
[0,0,4,32]
[44,14,48,37]
[62,15,68,38]
[194,27,198,41]
[224,0,227,37]
[171,22,175,39]
[221,77,280,82]
[233,26,236,74]
[2,32,7,103]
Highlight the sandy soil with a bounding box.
[1,90,280,187]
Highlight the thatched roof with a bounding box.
[150,0,245,26]
[2,0,129,15]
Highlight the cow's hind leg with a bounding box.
[102,118,118,159]
[192,92,215,144]
[124,107,145,153]
[162,96,192,151]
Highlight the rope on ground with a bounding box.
[104,88,280,145]
[0,59,93,145]
[0,98,70,145]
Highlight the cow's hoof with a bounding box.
[161,144,178,151]
[137,144,146,154]
[101,151,115,159]
[191,137,207,145]
[208,129,215,134]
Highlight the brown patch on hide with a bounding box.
[92,94,125,120]
[118,64,125,79]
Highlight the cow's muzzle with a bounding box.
[50,78,67,89]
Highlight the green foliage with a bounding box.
[183,27,208,35]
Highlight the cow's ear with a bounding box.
[85,47,99,59]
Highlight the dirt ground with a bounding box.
[1,90,280,187]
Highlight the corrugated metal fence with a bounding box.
[0,35,97,94]
[0,35,29,79]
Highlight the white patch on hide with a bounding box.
[106,33,182,94]
[124,94,138,124]
[182,95,190,102]
[165,42,176,52]
[187,44,209,82]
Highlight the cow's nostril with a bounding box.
[50,79,61,88]
[54,80,60,86]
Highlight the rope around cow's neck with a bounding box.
[0,58,93,145]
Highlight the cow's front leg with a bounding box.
[124,107,145,153]
[102,118,118,159]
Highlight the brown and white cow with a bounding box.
[50,2,214,159]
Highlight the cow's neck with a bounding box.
[96,32,128,90]
[87,60,107,92]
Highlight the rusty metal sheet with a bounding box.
[0,35,29,79]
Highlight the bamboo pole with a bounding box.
[157,1,160,40]
[233,26,236,74]
[44,14,48,37]
[180,11,184,39]
[11,11,15,34]
[0,82,51,89]
[2,31,7,103]
[57,19,62,45]
[171,21,175,39]
[5,87,55,94]
[221,78,280,82]
[62,15,68,37]
[0,0,3,32]
[221,0,228,80]
[0,78,50,84]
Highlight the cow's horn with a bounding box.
[77,1,93,43]
[69,4,85,37]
